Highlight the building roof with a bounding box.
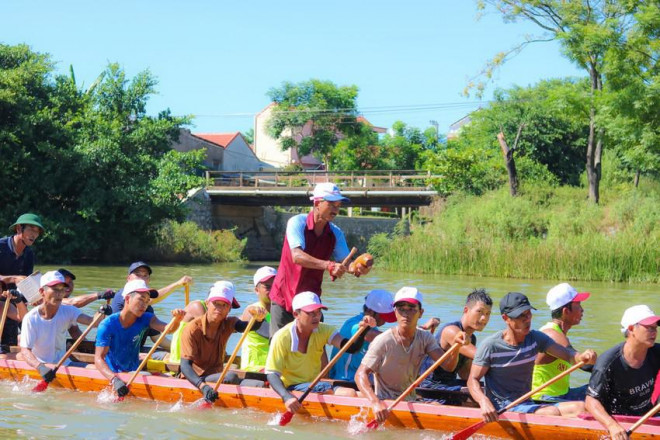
[193,132,241,148]
[357,115,387,133]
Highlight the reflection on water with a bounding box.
[11,263,658,438]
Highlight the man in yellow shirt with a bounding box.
[265,291,374,415]
[532,283,592,402]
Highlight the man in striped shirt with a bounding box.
[467,292,596,422]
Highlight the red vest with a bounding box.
[269,211,336,312]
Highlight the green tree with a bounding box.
[474,0,639,203]
[330,122,385,170]
[380,121,438,170]
[0,44,203,262]
[242,128,254,145]
[266,79,360,169]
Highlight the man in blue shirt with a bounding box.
[94,279,184,397]
[329,289,396,384]
[0,213,44,351]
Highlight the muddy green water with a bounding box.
[2,263,657,439]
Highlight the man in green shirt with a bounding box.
[240,266,277,372]
[532,283,592,402]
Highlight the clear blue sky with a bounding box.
[5,1,583,135]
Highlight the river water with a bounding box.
[1,263,657,439]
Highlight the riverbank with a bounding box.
[369,183,660,283]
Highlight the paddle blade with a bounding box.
[365,419,380,430]
[451,420,487,440]
[278,411,294,426]
[652,369,660,404]
[32,380,49,393]
[198,400,213,410]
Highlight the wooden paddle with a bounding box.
[279,320,371,426]
[365,342,462,430]
[120,317,179,398]
[626,400,660,436]
[0,290,13,346]
[184,283,190,306]
[330,247,358,281]
[33,308,107,392]
[451,361,586,440]
[198,315,259,408]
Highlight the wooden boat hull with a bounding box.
[0,358,658,439]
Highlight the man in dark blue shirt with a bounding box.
[0,213,44,350]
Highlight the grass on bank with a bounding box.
[145,220,246,263]
[369,183,660,283]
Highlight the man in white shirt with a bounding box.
[19,271,109,383]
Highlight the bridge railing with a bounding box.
[205,170,437,188]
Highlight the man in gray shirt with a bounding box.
[467,292,597,422]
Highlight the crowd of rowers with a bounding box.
[0,187,657,440]
[1,262,658,440]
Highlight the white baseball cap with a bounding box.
[621,305,660,334]
[122,279,158,298]
[546,283,590,310]
[292,291,328,313]
[394,286,423,306]
[253,266,277,287]
[364,289,396,323]
[40,270,68,289]
[207,280,240,309]
[309,182,349,202]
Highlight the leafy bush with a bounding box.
[146,220,245,263]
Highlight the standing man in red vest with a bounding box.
[269,182,369,337]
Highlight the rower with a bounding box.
[110,261,192,353]
[180,281,267,403]
[419,289,492,402]
[19,271,110,384]
[467,292,597,422]
[0,213,44,353]
[240,266,277,373]
[166,295,209,364]
[585,305,660,440]
[94,279,184,397]
[355,287,466,424]
[532,283,591,402]
[56,268,115,341]
[269,183,370,337]
[328,289,396,385]
[266,291,374,414]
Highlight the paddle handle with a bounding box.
[0,292,12,341]
[184,284,190,306]
[54,311,105,371]
[387,342,462,411]
[500,360,586,414]
[341,247,358,267]
[627,400,660,435]
[125,317,178,388]
[212,315,258,392]
[297,321,370,403]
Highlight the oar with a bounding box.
[330,247,358,281]
[33,308,107,392]
[451,361,586,440]
[626,400,660,436]
[365,342,462,430]
[198,315,259,408]
[119,317,179,399]
[279,321,370,426]
[184,283,190,306]
[0,291,13,346]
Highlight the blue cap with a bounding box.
[128,261,152,276]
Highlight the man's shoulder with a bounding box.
[287,213,308,227]
[22,306,40,322]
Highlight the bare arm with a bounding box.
[355,364,389,423]
[63,293,99,308]
[149,309,185,334]
[94,346,116,381]
[545,342,597,365]
[585,396,628,440]
[20,347,43,369]
[467,363,498,423]
[152,276,193,304]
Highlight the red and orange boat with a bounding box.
[0,357,657,439]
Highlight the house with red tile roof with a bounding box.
[172,129,263,171]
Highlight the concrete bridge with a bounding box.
[187,170,441,260]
